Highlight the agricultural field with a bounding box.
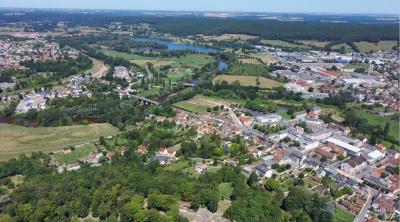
[0,123,118,161]
[213,75,283,89]
[173,95,242,113]
[100,49,148,60]
[223,63,269,76]
[332,43,354,53]
[131,60,175,68]
[334,207,355,222]
[299,40,329,48]
[354,41,398,53]
[250,54,278,65]
[238,58,262,64]
[54,144,96,165]
[204,34,258,41]
[261,40,312,50]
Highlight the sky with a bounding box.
[0,0,399,14]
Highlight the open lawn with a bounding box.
[205,34,258,41]
[101,49,148,60]
[332,43,354,53]
[164,160,191,172]
[261,40,312,50]
[0,123,118,161]
[174,101,209,114]
[354,41,398,53]
[299,40,329,48]
[223,63,269,76]
[334,207,355,222]
[354,109,399,139]
[54,144,95,164]
[213,75,283,89]
[344,63,369,70]
[218,183,233,200]
[138,86,162,98]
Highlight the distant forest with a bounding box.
[0,10,398,42]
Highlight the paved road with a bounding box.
[354,187,376,222]
[228,108,244,129]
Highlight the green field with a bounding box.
[102,49,214,68]
[334,207,355,222]
[354,41,398,53]
[332,43,354,53]
[0,123,118,161]
[213,75,283,89]
[218,182,233,200]
[299,40,329,48]
[101,49,150,60]
[344,63,370,70]
[223,63,269,76]
[54,144,95,164]
[261,40,312,50]
[354,109,399,139]
[164,160,190,172]
[173,101,209,113]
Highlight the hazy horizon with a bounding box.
[0,0,399,15]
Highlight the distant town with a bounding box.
[0,8,399,222]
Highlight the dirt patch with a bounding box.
[238,58,262,64]
[131,60,175,68]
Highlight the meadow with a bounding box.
[213,75,283,89]
[354,41,398,53]
[261,40,312,50]
[0,123,118,161]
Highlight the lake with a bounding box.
[134,37,217,53]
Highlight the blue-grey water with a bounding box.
[218,61,229,71]
[134,37,217,53]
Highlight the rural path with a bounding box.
[145,64,154,80]
[86,57,109,79]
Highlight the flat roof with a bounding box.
[327,137,361,154]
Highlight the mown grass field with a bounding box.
[54,144,95,165]
[299,40,329,48]
[223,63,269,76]
[0,123,118,161]
[174,101,209,114]
[238,58,262,64]
[205,34,258,41]
[344,63,370,70]
[218,182,233,200]
[354,109,399,139]
[354,41,398,53]
[261,40,312,50]
[332,43,354,52]
[334,207,355,222]
[213,75,283,89]
[101,49,149,60]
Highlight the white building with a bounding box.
[327,137,361,155]
[256,114,282,125]
[16,93,47,113]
